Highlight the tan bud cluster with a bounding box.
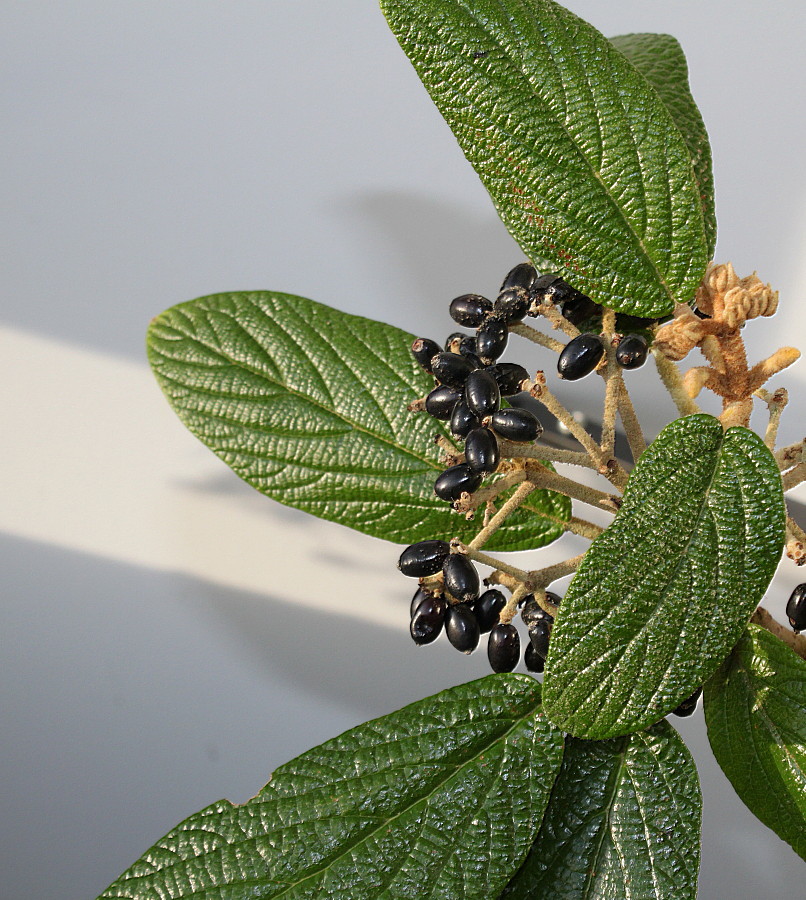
[695,262,778,328]
[653,310,705,361]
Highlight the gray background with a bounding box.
[2,2,805,897]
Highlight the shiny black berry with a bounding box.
[425,385,462,420]
[533,274,574,305]
[410,586,436,617]
[411,337,442,373]
[561,292,601,326]
[494,288,530,323]
[500,262,538,294]
[464,369,501,418]
[449,293,492,327]
[450,400,481,439]
[475,589,507,633]
[458,335,480,359]
[476,316,508,361]
[786,583,806,632]
[615,334,649,370]
[431,351,477,388]
[410,595,448,645]
[444,332,467,353]
[521,596,554,628]
[671,686,702,718]
[485,362,529,396]
[464,426,499,474]
[529,618,551,660]
[487,623,520,672]
[434,464,483,502]
[524,642,545,673]
[445,603,481,653]
[490,408,542,442]
[398,540,451,577]
[557,333,605,380]
[442,553,480,603]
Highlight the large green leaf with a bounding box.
[148,291,570,550]
[501,721,701,900]
[704,624,806,859]
[380,0,709,317]
[98,675,565,900]
[610,32,716,259]
[543,414,785,739]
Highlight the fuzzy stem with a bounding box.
[510,322,565,354]
[616,374,647,463]
[751,607,806,662]
[455,469,526,515]
[599,355,620,460]
[456,544,531,582]
[527,553,585,589]
[776,440,804,469]
[497,440,596,470]
[526,461,621,511]
[539,303,580,339]
[652,350,702,417]
[499,583,531,626]
[782,463,806,493]
[468,482,536,550]
[565,516,605,540]
[756,387,788,451]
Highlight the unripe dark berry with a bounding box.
[434,464,483,502]
[449,293,492,327]
[464,426,499,474]
[490,407,542,442]
[615,334,649,370]
[410,586,436,617]
[410,595,448,645]
[464,369,501,418]
[411,337,442,373]
[557,333,605,380]
[475,589,507,633]
[476,316,508,361]
[431,351,477,388]
[487,623,521,672]
[458,335,480,358]
[450,400,481,439]
[494,288,530,323]
[425,385,462,420]
[529,618,551,660]
[524,642,545,673]
[786,583,806,632]
[485,362,529,396]
[533,274,574,305]
[521,596,554,628]
[671,686,702,718]
[500,262,538,294]
[445,603,481,653]
[398,540,451,577]
[561,292,601,326]
[442,553,480,604]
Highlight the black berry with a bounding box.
[533,274,575,305]
[524,642,545,673]
[425,385,462,420]
[671,686,702,718]
[786,583,806,632]
[410,586,435,617]
[464,426,499,474]
[521,596,554,628]
[487,623,520,672]
[431,351,477,388]
[410,595,448,645]
[490,408,542,442]
[449,293,492,327]
[476,316,508,361]
[529,618,551,660]
[445,603,481,653]
[450,400,481,439]
[444,332,468,353]
[464,369,501,418]
[561,292,601,326]
[475,589,507,633]
[398,540,451,577]
[434,464,483,502]
[442,553,480,603]
[615,334,649,370]
[458,335,480,359]
[494,288,529,323]
[485,362,529,396]
[411,337,442,373]
[500,262,538,294]
[557,333,605,380]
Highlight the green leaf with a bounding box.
[610,33,716,259]
[501,720,701,900]
[542,414,785,739]
[704,624,806,859]
[380,0,709,317]
[148,291,570,550]
[98,675,565,900]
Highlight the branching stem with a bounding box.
[510,322,565,355]
[751,607,806,662]
[652,349,702,417]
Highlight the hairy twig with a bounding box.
[751,606,806,662]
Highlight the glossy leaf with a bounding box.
[610,32,716,257]
[380,0,709,317]
[704,624,806,859]
[98,675,565,900]
[501,720,701,900]
[543,414,785,739]
[148,291,570,550]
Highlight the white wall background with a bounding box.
[2,2,804,897]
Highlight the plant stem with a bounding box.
[498,440,595,470]
[782,463,806,493]
[467,482,536,550]
[755,387,788,451]
[776,440,804,469]
[456,544,531,582]
[510,322,565,354]
[751,606,806,662]
[652,349,702,417]
[528,553,585,588]
[616,374,646,463]
[525,461,621,511]
[565,516,605,540]
[539,303,579,339]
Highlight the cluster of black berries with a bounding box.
[399,538,561,673]
[557,331,649,380]
[787,583,806,633]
